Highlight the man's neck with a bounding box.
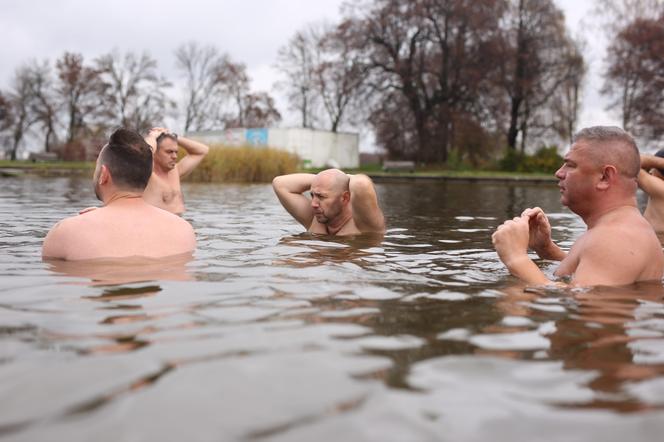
[153,163,172,177]
[103,191,144,206]
[326,210,353,235]
[581,200,638,228]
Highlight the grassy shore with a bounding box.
[0,159,556,182]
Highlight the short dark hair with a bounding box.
[156,132,178,150]
[572,126,640,178]
[99,128,153,190]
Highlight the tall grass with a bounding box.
[185,144,300,183]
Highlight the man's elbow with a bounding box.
[272,175,286,191]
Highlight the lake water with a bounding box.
[1,175,663,441]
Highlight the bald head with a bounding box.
[314,169,350,194]
[572,126,640,178]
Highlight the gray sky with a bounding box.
[1,0,617,137]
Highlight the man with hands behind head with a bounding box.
[272,169,385,236]
[143,127,209,215]
[492,126,663,287]
[637,149,664,236]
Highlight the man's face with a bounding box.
[310,178,344,224]
[554,141,599,210]
[155,138,179,170]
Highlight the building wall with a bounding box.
[187,128,359,168]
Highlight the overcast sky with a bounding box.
[1,0,616,140]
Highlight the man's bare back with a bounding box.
[42,128,197,261]
[43,197,195,261]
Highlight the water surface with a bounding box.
[1,176,663,441]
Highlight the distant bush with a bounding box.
[185,145,300,183]
[499,146,562,174]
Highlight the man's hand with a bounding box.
[492,215,552,285]
[145,127,169,153]
[492,215,530,267]
[520,207,566,261]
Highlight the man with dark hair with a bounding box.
[492,126,663,286]
[142,127,209,214]
[272,168,385,236]
[637,148,664,235]
[42,128,196,260]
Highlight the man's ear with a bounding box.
[99,164,111,185]
[342,190,351,204]
[597,165,618,190]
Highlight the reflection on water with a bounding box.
[0,176,663,441]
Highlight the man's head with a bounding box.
[555,126,639,214]
[154,132,179,171]
[309,169,351,225]
[94,128,153,201]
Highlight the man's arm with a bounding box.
[638,154,664,197]
[176,136,209,179]
[272,174,315,229]
[571,229,650,286]
[145,127,166,154]
[521,207,566,261]
[42,220,69,260]
[349,174,385,233]
[492,215,553,285]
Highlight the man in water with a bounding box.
[492,126,663,286]
[637,149,664,235]
[143,127,209,214]
[272,169,385,236]
[42,128,196,260]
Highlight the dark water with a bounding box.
[0,175,663,441]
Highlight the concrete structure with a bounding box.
[187,128,359,168]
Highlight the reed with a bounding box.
[184,144,300,183]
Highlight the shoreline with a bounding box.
[0,164,557,184]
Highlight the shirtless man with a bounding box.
[42,128,196,260]
[272,169,385,236]
[637,149,664,234]
[143,127,209,214]
[492,126,663,286]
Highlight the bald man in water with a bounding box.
[492,126,663,286]
[42,128,196,260]
[272,169,385,236]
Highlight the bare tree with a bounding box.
[592,0,664,33]
[216,56,251,128]
[500,0,584,151]
[550,39,586,144]
[351,0,507,163]
[603,15,664,141]
[96,50,174,133]
[0,92,14,155]
[24,60,59,153]
[174,42,226,132]
[224,91,281,128]
[314,22,368,132]
[275,25,322,128]
[6,66,41,160]
[55,52,105,143]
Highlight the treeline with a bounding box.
[1,0,662,165]
[0,48,282,160]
